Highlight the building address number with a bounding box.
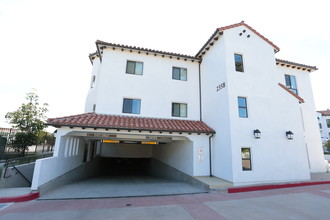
[216,82,226,91]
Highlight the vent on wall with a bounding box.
[239,29,250,38]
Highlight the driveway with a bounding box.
[1,183,330,219]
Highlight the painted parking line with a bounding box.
[0,203,13,211]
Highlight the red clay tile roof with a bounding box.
[218,21,280,52]
[317,110,330,116]
[278,83,305,103]
[276,59,318,72]
[47,113,215,134]
[196,21,280,57]
[94,40,201,63]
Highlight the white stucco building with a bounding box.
[32,21,326,191]
[317,110,330,143]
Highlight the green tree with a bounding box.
[10,132,37,154]
[38,130,55,152]
[5,91,48,155]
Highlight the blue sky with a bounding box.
[0,0,329,128]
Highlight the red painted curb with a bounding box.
[0,192,39,203]
[228,181,330,193]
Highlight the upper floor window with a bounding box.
[91,75,96,88]
[123,98,141,114]
[285,74,298,94]
[172,67,187,81]
[92,104,96,112]
[126,61,143,75]
[172,103,187,117]
[327,119,330,128]
[238,97,248,118]
[234,54,244,72]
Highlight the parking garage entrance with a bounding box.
[38,132,209,199]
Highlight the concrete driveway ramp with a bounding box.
[38,158,209,200]
[39,175,207,200]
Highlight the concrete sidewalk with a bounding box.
[0,187,31,198]
[1,182,330,219]
[1,172,330,203]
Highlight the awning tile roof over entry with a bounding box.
[47,113,216,134]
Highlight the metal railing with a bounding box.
[2,153,53,168]
[1,153,53,182]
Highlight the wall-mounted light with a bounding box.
[254,129,261,139]
[286,131,294,140]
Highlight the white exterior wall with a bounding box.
[85,50,200,120]
[152,135,210,176]
[277,66,326,173]
[201,26,312,185]
[190,135,211,176]
[32,129,85,190]
[153,139,193,176]
[85,58,101,111]
[317,112,330,142]
[200,37,233,181]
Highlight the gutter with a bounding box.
[209,133,214,177]
[199,61,202,121]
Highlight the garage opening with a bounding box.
[38,135,209,200]
[100,157,150,176]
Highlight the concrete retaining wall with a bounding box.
[0,163,35,188]
[38,157,102,196]
[148,158,209,191]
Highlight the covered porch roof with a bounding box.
[46,113,216,135]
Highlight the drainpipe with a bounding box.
[198,61,202,121]
[209,134,214,177]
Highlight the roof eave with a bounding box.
[45,123,216,134]
[276,59,318,72]
[197,21,280,58]
[278,83,305,103]
[95,40,201,62]
[88,52,99,65]
[196,29,223,58]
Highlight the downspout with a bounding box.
[198,61,202,121]
[209,134,214,177]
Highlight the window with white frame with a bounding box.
[172,103,187,117]
[126,61,143,75]
[172,67,187,81]
[123,98,141,114]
